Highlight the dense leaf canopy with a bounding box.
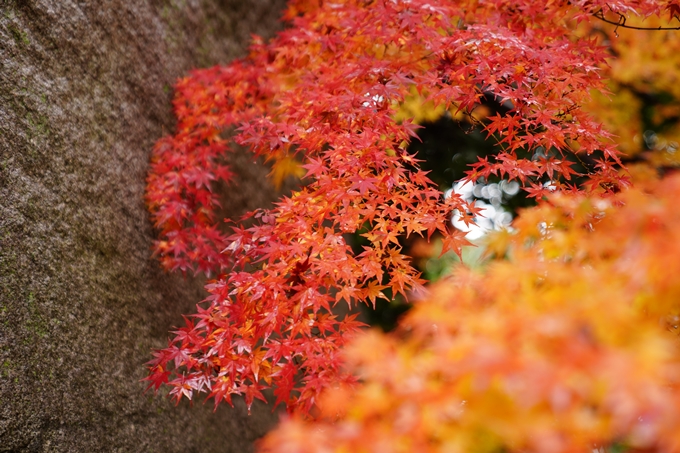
[144,0,680,422]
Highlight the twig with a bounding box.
[593,9,680,32]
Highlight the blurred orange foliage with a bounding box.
[260,170,680,453]
[585,14,680,167]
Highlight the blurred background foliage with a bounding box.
[585,15,680,169]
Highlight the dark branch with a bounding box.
[593,9,680,31]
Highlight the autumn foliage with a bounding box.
[259,170,680,453]
[144,0,680,439]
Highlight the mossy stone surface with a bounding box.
[0,0,286,451]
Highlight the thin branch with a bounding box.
[593,9,680,32]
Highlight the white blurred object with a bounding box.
[448,179,516,240]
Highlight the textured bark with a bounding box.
[0,0,287,451]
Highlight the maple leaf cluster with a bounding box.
[144,0,677,414]
[259,171,680,453]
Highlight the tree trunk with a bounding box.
[0,0,286,451]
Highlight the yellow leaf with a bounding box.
[269,155,305,189]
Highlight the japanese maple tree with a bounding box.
[144,0,680,415]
